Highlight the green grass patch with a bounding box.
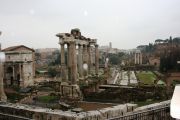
[7,93,26,103]
[137,71,156,85]
[37,95,59,103]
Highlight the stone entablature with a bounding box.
[5,51,33,62]
[56,33,97,46]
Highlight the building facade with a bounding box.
[2,45,35,87]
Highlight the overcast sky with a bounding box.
[0,0,180,49]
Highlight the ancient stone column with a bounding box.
[67,44,72,81]
[19,64,22,86]
[140,53,142,65]
[32,51,35,77]
[87,45,91,74]
[60,43,66,82]
[135,53,137,64]
[0,62,7,102]
[78,44,83,78]
[83,45,88,63]
[137,53,139,64]
[21,64,24,87]
[139,53,141,64]
[95,44,99,76]
[83,45,88,76]
[69,41,77,84]
[12,65,15,85]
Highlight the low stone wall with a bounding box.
[0,102,137,120]
[134,100,170,112]
[0,103,35,119]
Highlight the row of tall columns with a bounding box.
[135,53,142,65]
[60,42,99,84]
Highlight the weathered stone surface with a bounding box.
[0,101,141,120]
[95,44,99,76]
[56,29,99,99]
[78,45,83,78]
[60,43,66,82]
[2,45,35,87]
[0,62,7,102]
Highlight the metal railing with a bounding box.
[109,106,175,120]
[0,112,33,120]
